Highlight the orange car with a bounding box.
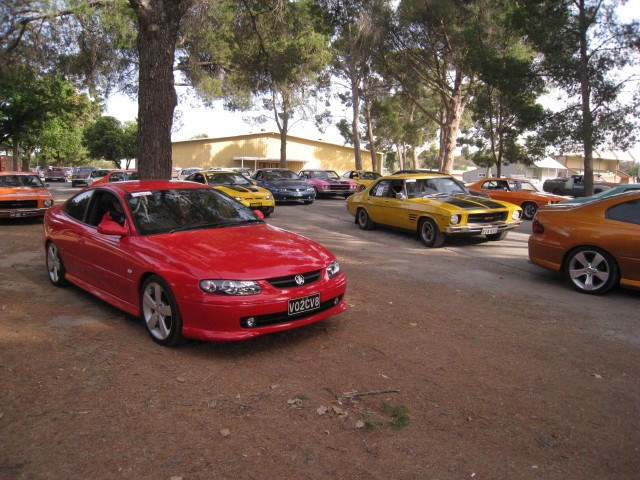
[0,171,54,218]
[91,170,139,185]
[528,191,640,295]
[467,178,567,220]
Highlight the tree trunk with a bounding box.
[351,75,362,171]
[279,110,288,168]
[578,0,594,196]
[12,143,20,171]
[21,147,33,171]
[438,71,467,174]
[364,91,378,172]
[129,0,192,180]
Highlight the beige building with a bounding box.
[171,132,382,174]
[555,151,634,183]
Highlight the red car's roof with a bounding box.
[97,179,205,194]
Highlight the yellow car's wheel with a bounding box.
[356,208,374,230]
[418,218,445,248]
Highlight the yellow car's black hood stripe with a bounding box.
[440,195,506,210]
[225,185,260,193]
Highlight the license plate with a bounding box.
[288,293,320,315]
[250,203,261,207]
[482,227,498,235]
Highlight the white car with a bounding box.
[84,169,112,186]
[178,167,201,181]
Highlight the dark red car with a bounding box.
[44,181,347,346]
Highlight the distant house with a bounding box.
[462,151,635,185]
[462,157,568,186]
[555,151,633,183]
[171,132,382,174]
[0,144,22,172]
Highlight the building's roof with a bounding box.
[172,131,373,153]
[534,157,568,169]
[560,150,635,161]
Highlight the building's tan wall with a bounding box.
[172,136,271,169]
[557,155,618,175]
[171,133,382,174]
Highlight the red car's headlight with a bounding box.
[327,260,341,279]
[200,280,261,295]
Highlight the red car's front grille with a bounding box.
[240,295,343,328]
[267,270,321,289]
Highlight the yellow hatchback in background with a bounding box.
[341,170,383,191]
[346,173,522,247]
[185,170,275,217]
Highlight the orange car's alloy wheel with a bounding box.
[566,247,619,295]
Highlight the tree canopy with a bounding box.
[1,0,638,183]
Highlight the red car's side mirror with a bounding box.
[97,219,129,237]
[253,210,265,220]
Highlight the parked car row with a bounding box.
[2,166,636,355]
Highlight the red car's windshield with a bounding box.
[125,188,262,235]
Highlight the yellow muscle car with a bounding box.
[185,170,275,217]
[346,173,522,247]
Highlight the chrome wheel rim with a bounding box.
[47,244,61,283]
[142,282,174,340]
[568,250,610,292]
[523,204,537,219]
[421,222,435,243]
[358,210,368,227]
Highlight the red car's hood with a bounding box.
[135,223,334,280]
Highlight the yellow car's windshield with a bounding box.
[206,173,252,186]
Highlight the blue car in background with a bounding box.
[557,183,640,205]
[251,168,316,204]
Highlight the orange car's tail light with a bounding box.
[531,220,544,234]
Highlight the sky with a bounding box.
[106,89,349,145]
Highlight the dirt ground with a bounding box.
[1,205,639,480]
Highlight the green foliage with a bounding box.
[514,0,639,192]
[83,116,137,168]
[0,66,98,167]
[183,0,332,164]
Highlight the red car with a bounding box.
[44,181,347,346]
[298,169,358,198]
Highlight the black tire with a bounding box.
[522,202,538,220]
[418,218,445,248]
[564,247,619,295]
[141,275,184,346]
[46,242,69,286]
[356,208,374,230]
[303,200,313,205]
[486,230,508,241]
